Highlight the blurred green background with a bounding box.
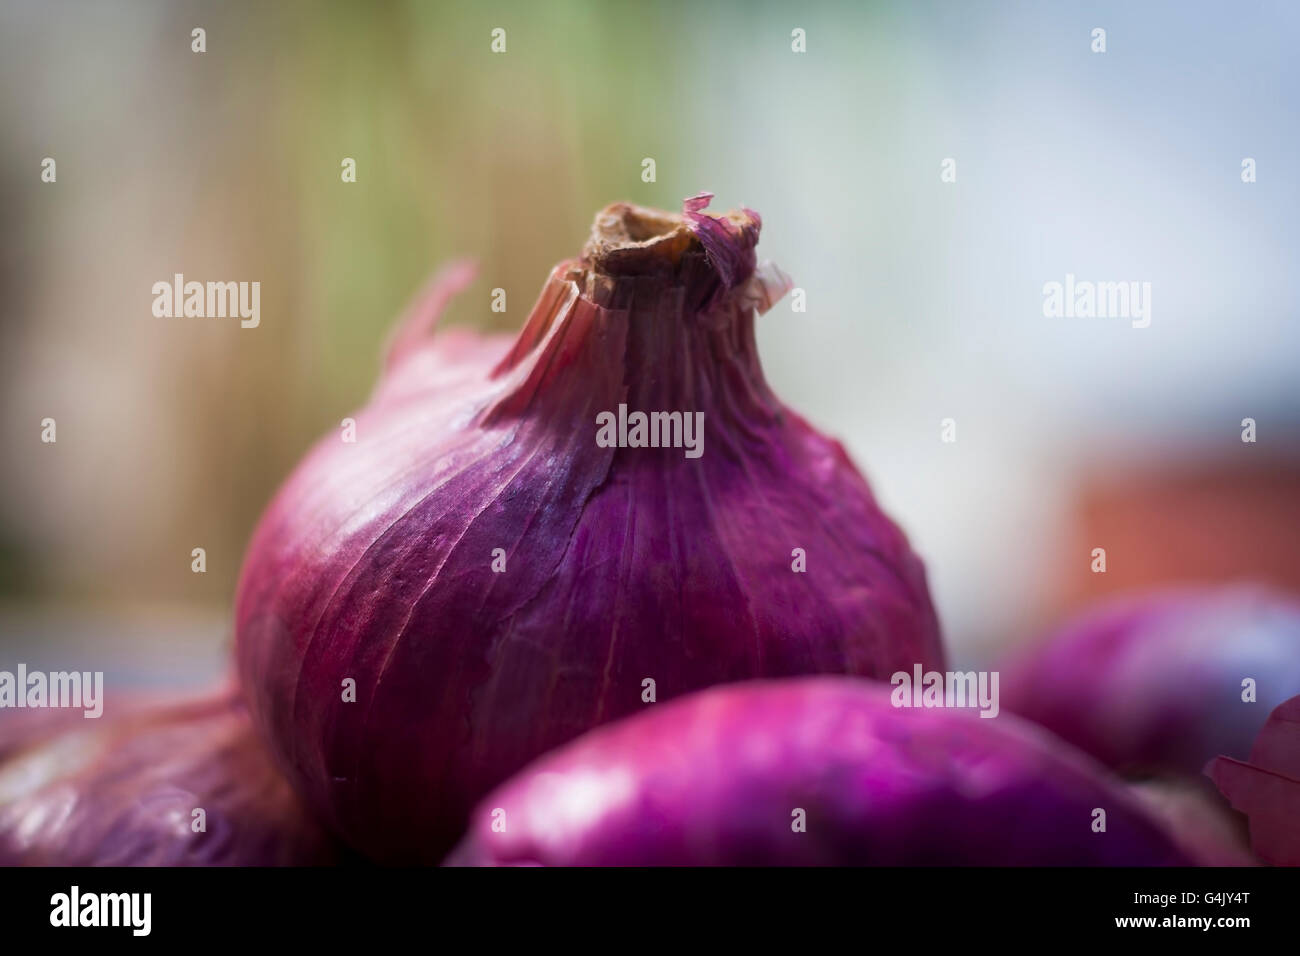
[2,0,1298,680]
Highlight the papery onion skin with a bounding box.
[446,677,1192,866]
[0,690,346,866]
[234,195,944,862]
[1001,586,1300,778]
[1207,694,1300,866]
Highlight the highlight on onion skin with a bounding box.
[1126,777,1255,866]
[1000,586,1300,778]
[0,690,347,866]
[446,677,1193,867]
[234,195,944,863]
[1208,694,1300,866]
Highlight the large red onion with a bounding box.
[0,690,345,866]
[447,677,1192,866]
[235,195,943,862]
[1002,586,1300,777]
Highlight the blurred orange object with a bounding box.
[1066,453,1300,608]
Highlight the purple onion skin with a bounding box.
[1002,586,1300,778]
[235,197,944,863]
[0,691,346,866]
[446,677,1192,866]
[1208,694,1300,865]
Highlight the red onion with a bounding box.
[0,690,344,866]
[235,195,944,862]
[447,677,1192,866]
[1208,694,1300,865]
[1002,586,1300,777]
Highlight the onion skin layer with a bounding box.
[234,197,944,862]
[1208,694,1300,866]
[447,677,1193,866]
[1002,586,1300,778]
[0,690,346,866]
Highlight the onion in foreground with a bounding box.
[235,195,944,862]
[447,677,1192,866]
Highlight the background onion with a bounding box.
[1001,586,1300,778]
